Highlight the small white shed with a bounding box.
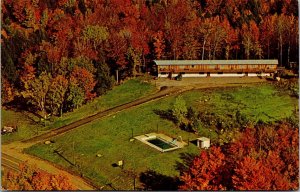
[196,137,210,149]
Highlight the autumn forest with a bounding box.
[1,0,299,191]
[1,0,299,116]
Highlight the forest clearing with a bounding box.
[18,81,298,190]
[1,0,298,190]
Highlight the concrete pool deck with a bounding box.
[135,133,187,152]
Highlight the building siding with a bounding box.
[155,60,278,77]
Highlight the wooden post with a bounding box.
[73,141,75,165]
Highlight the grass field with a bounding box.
[45,78,156,130]
[182,84,297,122]
[1,110,41,144]
[2,79,156,144]
[25,83,298,190]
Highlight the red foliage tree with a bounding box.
[153,31,165,59]
[2,0,299,114]
[70,66,96,100]
[180,147,226,190]
[180,122,299,191]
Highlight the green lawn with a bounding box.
[181,84,297,122]
[45,78,156,130]
[1,110,42,144]
[25,83,298,190]
[2,78,156,144]
[25,97,200,190]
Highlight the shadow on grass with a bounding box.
[189,139,198,146]
[139,170,181,190]
[175,152,198,174]
[153,109,177,123]
[53,149,75,166]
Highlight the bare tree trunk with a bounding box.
[287,31,291,68]
[267,40,270,59]
[173,48,176,60]
[280,37,283,67]
[225,44,230,60]
[60,105,63,117]
[213,41,219,60]
[208,42,211,60]
[42,107,46,127]
[202,39,206,60]
[142,52,146,72]
[278,38,280,66]
[246,41,250,60]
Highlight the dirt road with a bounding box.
[153,76,266,88]
[1,147,96,190]
[21,86,185,144]
[2,85,188,190]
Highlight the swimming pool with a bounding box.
[147,137,177,150]
[135,133,184,152]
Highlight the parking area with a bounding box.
[152,76,267,88]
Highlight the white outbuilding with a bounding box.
[196,137,210,149]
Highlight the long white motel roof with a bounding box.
[154,60,279,66]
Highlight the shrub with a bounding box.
[172,96,188,126]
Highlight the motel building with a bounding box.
[154,60,278,78]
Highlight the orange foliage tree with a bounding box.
[180,121,299,190]
[1,0,299,114]
[2,163,75,190]
[69,66,96,100]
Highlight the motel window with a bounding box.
[192,65,195,68]
[218,72,223,74]
[161,72,167,75]
[237,72,243,74]
[199,72,205,74]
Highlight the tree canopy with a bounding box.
[180,121,299,190]
[1,0,299,113]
